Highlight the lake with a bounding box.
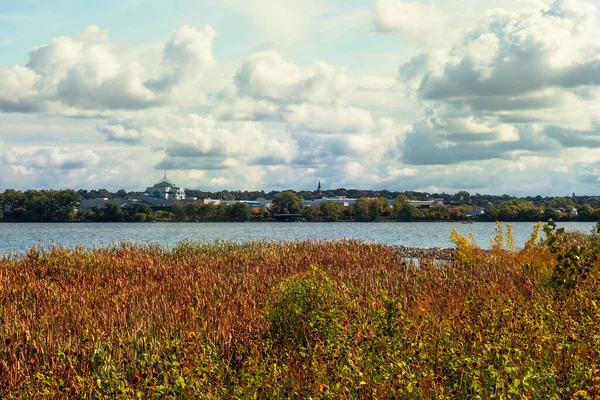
[0,221,595,254]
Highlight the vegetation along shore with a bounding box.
[1,188,598,223]
[2,221,600,398]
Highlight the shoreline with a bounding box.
[0,219,564,224]
[390,245,457,260]
[1,241,460,259]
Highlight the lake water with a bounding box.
[0,221,595,254]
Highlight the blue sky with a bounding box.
[1,0,600,195]
[0,0,390,67]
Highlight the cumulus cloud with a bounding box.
[0,24,217,113]
[399,0,600,166]
[373,0,451,39]
[24,149,100,170]
[235,50,350,104]
[372,0,474,50]
[284,104,375,133]
[0,142,99,172]
[0,141,109,190]
[0,142,18,166]
[97,122,142,144]
[98,112,298,171]
[0,66,44,112]
[211,96,280,121]
[145,25,217,102]
[5,0,600,195]
[372,0,528,49]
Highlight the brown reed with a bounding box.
[0,238,598,398]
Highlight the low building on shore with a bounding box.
[304,196,359,208]
[80,198,129,210]
[466,207,486,218]
[409,199,445,209]
[80,174,196,211]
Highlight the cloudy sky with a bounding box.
[1,0,600,195]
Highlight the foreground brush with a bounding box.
[1,227,599,398]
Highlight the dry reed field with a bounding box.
[1,223,600,399]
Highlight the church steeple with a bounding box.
[317,180,322,193]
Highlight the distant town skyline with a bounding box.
[1,0,600,196]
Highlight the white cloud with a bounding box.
[23,148,100,170]
[98,123,142,144]
[4,0,600,196]
[398,0,600,166]
[0,141,103,190]
[0,65,44,112]
[0,24,217,113]
[98,111,298,170]
[373,0,450,36]
[145,25,217,104]
[372,0,473,51]
[235,50,350,104]
[211,96,280,121]
[284,104,375,133]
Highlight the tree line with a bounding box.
[1,189,599,222]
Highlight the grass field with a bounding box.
[1,224,600,398]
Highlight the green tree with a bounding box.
[198,203,215,222]
[154,210,174,220]
[353,198,372,221]
[428,205,449,220]
[127,203,153,222]
[227,203,250,222]
[184,201,203,221]
[302,205,319,221]
[172,202,187,221]
[213,203,228,221]
[550,197,575,209]
[368,198,389,220]
[577,204,594,221]
[272,191,301,214]
[105,202,124,222]
[320,201,343,222]
[1,189,26,215]
[392,195,419,221]
[455,191,471,202]
[97,189,111,199]
[55,189,80,221]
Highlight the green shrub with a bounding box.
[544,220,598,291]
[131,213,147,222]
[264,266,347,348]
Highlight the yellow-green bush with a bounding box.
[264,266,348,348]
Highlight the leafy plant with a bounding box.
[264,266,347,348]
[543,219,598,291]
[524,222,542,250]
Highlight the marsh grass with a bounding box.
[1,236,599,398]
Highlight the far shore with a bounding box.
[0,219,549,224]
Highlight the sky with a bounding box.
[1,0,600,196]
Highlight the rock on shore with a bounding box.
[390,245,457,261]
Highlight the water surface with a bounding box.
[0,221,594,254]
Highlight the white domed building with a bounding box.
[144,173,186,201]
